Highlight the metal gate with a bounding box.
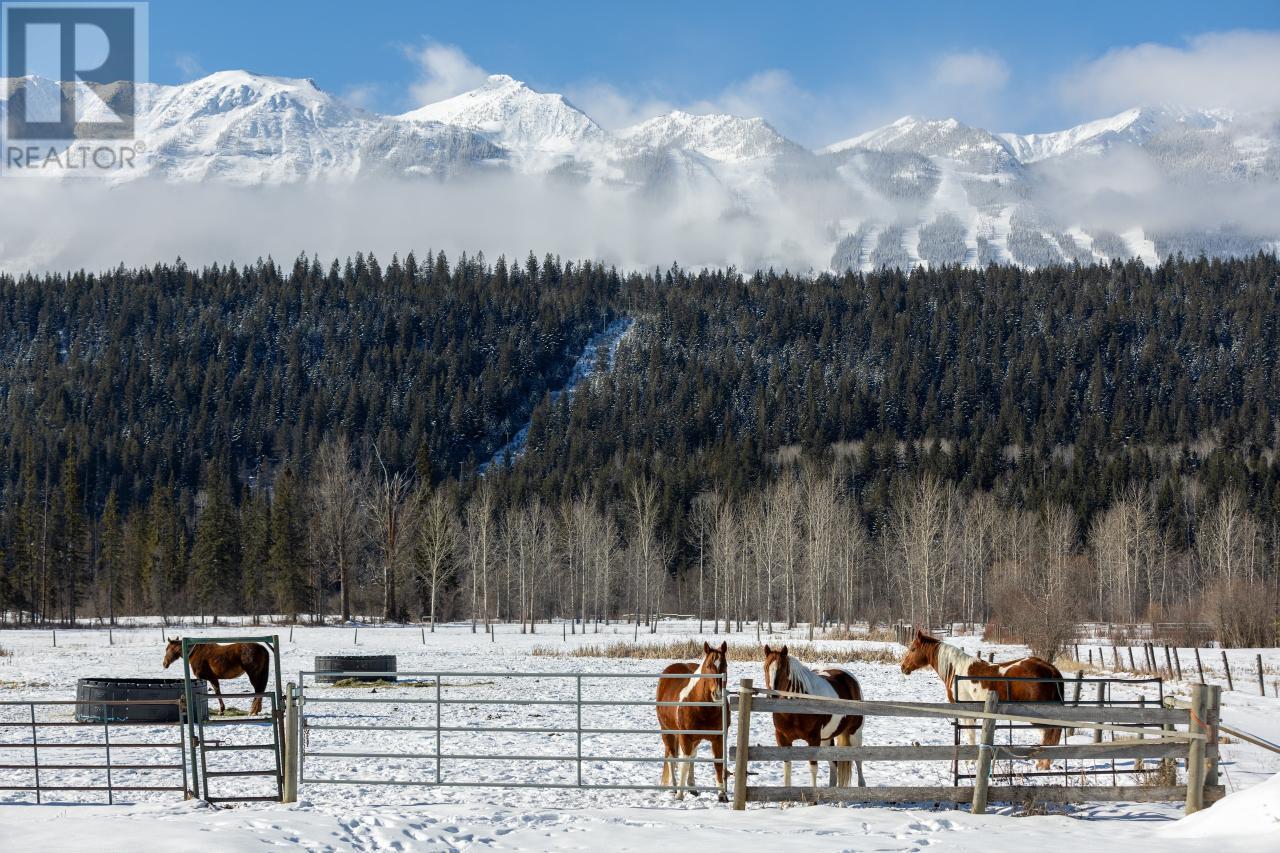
[0,697,189,803]
[180,634,285,803]
[293,669,727,794]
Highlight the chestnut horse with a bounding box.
[162,638,271,715]
[899,628,1064,768]
[763,644,866,790]
[656,641,729,801]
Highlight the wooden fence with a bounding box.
[729,679,1224,815]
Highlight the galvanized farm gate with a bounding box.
[179,634,285,804]
[285,668,728,798]
[0,696,190,803]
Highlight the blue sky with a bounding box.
[150,0,1280,145]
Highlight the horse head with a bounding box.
[762,644,791,692]
[899,626,936,675]
[700,641,728,703]
[162,637,182,669]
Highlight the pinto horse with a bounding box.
[899,628,1064,768]
[656,641,729,801]
[762,644,866,790]
[162,638,271,716]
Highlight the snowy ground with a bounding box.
[1,620,1278,850]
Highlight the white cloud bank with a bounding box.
[934,51,1010,93]
[405,41,490,106]
[1059,30,1280,115]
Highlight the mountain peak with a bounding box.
[397,75,602,155]
[620,110,800,162]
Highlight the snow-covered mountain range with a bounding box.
[4,70,1278,269]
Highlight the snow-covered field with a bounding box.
[1,621,1277,851]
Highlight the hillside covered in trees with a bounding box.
[0,252,1277,648]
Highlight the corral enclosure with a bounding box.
[2,620,1277,814]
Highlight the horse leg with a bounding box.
[1038,726,1062,771]
[210,678,225,714]
[833,733,850,787]
[687,740,701,797]
[778,734,792,789]
[248,667,267,716]
[711,735,728,803]
[660,733,676,789]
[824,738,838,788]
[851,727,866,787]
[674,737,692,801]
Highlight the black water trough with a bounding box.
[75,677,209,723]
[314,654,397,684]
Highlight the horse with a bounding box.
[656,641,729,801]
[762,644,866,790]
[162,638,271,716]
[898,628,1064,768]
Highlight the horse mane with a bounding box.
[934,641,977,692]
[779,656,842,697]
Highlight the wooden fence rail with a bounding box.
[729,679,1223,815]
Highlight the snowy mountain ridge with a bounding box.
[3,69,1278,268]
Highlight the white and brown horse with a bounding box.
[762,644,866,789]
[899,628,1064,768]
[656,641,729,801]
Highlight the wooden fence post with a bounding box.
[283,682,298,803]
[1194,648,1205,683]
[732,678,753,811]
[1221,651,1233,691]
[1164,646,1174,680]
[971,692,999,814]
[1257,654,1266,697]
[1205,684,1221,787]
[1128,646,1137,671]
[1185,683,1208,815]
[1172,648,1183,681]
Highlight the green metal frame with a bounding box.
[180,634,284,802]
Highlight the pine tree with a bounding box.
[99,492,123,625]
[240,487,271,625]
[191,466,241,621]
[268,466,308,621]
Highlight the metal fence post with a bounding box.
[720,673,730,800]
[30,703,40,804]
[283,682,298,803]
[435,674,442,785]
[102,702,114,805]
[575,675,583,787]
[971,692,999,814]
[732,678,753,810]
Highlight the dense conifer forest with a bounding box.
[0,252,1277,648]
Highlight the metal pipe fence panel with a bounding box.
[949,673,1167,787]
[297,670,729,793]
[0,699,188,804]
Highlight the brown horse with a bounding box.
[656,641,729,801]
[163,638,271,715]
[899,628,1064,768]
[763,644,866,790]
